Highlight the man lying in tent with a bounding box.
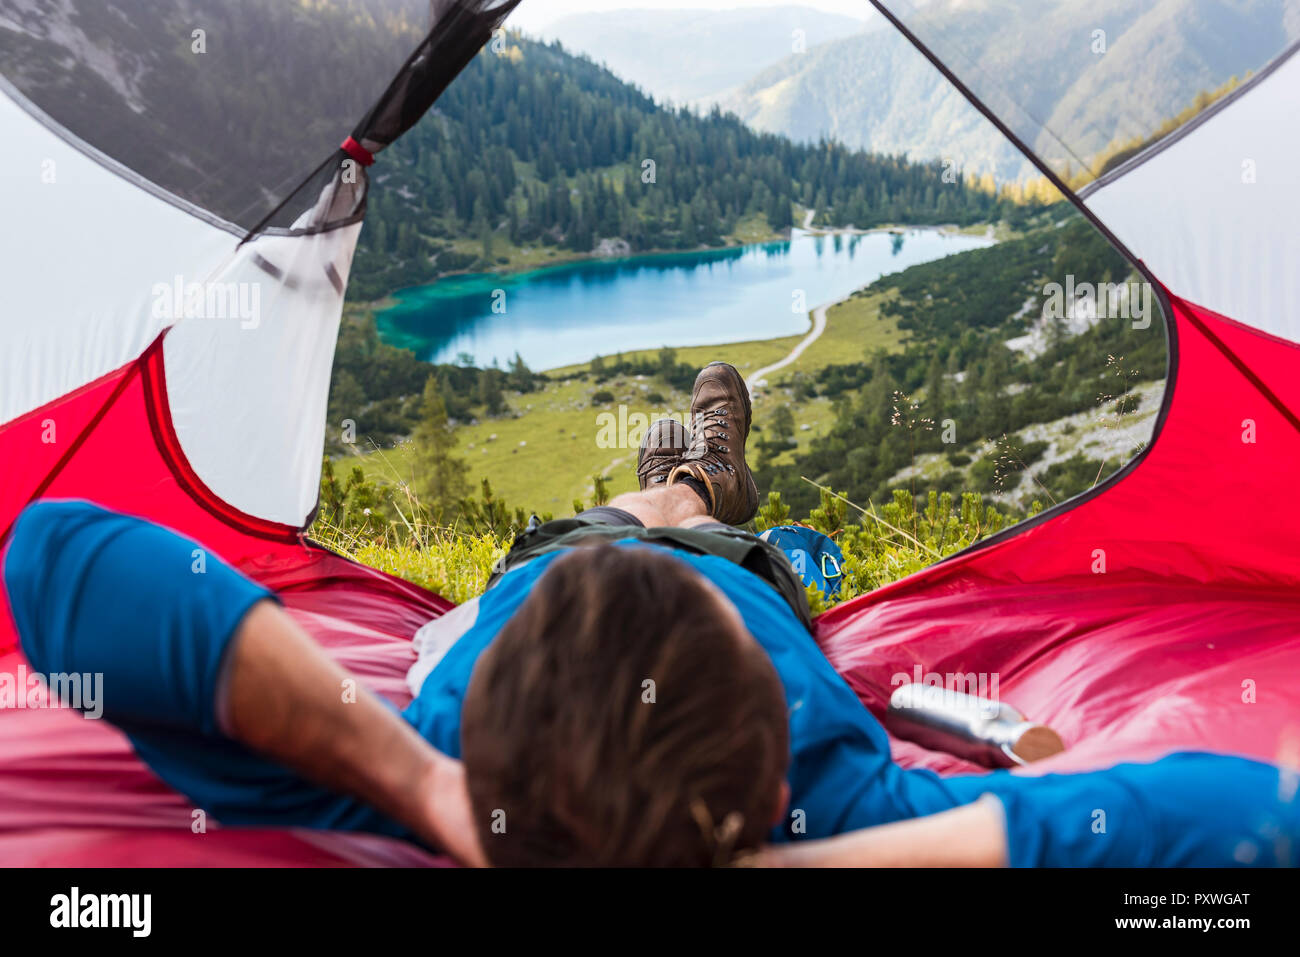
[4,362,1298,867]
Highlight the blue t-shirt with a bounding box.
[403,542,965,843]
[6,501,1298,866]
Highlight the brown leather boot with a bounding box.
[667,362,759,525]
[636,418,689,490]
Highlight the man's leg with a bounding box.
[604,483,710,528]
[488,428,748,589]
[607,447,810,629]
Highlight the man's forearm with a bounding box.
[4,501,481,863]
[224,601,483,865]
[762,795,1008,867]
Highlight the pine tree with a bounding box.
[477,369,504,415]
[412,376,469,519]
[507,352,533,392]
[924,354,946,412]
[767,192,793,230]
[771,404,797,445]
[508,199,521,244]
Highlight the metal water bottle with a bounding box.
[885,682,1064,768]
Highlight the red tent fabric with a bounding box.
[818,293,1300,776]
[0,343,452,866]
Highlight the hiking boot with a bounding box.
[636,418,689,489]
[667,361,759,525]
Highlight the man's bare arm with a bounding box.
[756,795,1008,867]
[222,601,484,866]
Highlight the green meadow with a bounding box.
[345,288,902,513]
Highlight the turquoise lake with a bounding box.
[376,228,993,370]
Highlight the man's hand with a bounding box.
[422,757,487,867]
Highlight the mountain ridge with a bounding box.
[535,4,874,106]
[545,0,1300,182]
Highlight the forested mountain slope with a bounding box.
[350,34,1023,298]
[719,0,1300,181]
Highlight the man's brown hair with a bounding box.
[460,544,789,866]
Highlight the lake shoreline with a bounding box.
[357,229,789,312]
[372,223,998,372]
[359,219,994,312]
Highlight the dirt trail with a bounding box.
[747,293,847,395]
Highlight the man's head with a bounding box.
[460,544,789,866]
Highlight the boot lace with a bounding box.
[683,408,736,476]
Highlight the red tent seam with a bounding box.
[139,333,304,545]
[1176,297,1300,435]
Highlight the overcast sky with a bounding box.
[507,1,877,33]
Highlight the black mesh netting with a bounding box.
[0,0,519,232]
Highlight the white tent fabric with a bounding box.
[0,84,236,423]
[0,82,354,526]
[163,224,358,525]
[1080,48,1300,342]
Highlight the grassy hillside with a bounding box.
[757,213,1165,514]
[336,279,902,511]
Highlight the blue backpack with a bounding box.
[759,524,845,597]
